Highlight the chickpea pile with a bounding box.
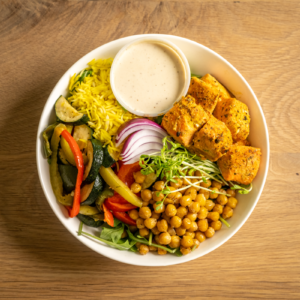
[129,170,238,256]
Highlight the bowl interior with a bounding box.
[36,34,269,266]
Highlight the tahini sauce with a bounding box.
[113,41,186,115]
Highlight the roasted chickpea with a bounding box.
[161,213,171,224]
[211,180,222,189]
[171,192,182,204]
[211,220,222,231]
[197,206,208,220]
[186,212,198,222]
[157,219,168,232]
[131,182,142,194]
[200,179,211,188]
[185,187,197,200]
[213,204,224,214]
[176,206,187,218]
[149,246,158,251]
[142,201,150,207]
[158,248,167,255]
[198,219,209,232]
[135,242,141,249]
[180,195,192,207]
[175,226,186,236]
[205,227,215,238]
[141,189,152,201]
[165,204,177,217]
[207,211,220,222]
[128,225,138,232]
[153,191,164,202]
[164,198,174,205]
[159,232,171,245]
[195,231,206,243]
[153,202,165,213]
[153,181,165,191]
[144,218,157,229]
[180,185,189,193]
[139,207,152,219]
[182,218,191,229]
[191,178,201,189]
[134,171,146,184]
[149,199,156,205]
[222,206,233,219]
[121,230,127,239]
[182,177,191,185]
[167,226,176,236]
[189,202,200,214]
[139,228,149,237]
[188,221,198,232]
[151,211,161,220]
[169,235,181,248]
[227,189,236,197]
[180,246,191,255]
[193,239,200,249]
[195,170,202,177]
[181,235,194,248]
[139,244,149,255]
[185,231,195,239]
[128,209,139,220]
[209,187,219,199]
[195,194,206,206]
[200,189,210,200]
[136,218,145,229]
[151,226,160,235]
[205,200,215,211]
[170,177,183,189]
[170,216,182,228]
[154,234,160,244]
[227,197,238,209]
[217,194,228,205]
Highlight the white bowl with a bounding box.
[110,37,191,117]
[36,34,269,266]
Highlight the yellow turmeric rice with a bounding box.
[68,58,136,158]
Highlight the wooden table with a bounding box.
[1,0,299,299]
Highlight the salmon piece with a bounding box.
[214,97,250,142]
[201,74,231,99]
[162,95,209,147]
[217,145,261,185]
[189,115,232,161]
[188,77,220,114]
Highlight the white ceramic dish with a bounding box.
[36,34,269,266]
[110,37,191,117]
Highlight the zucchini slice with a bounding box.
[58,164,78,193]
[83,139,104,183]
[102,145,116,168]
[80,174,103,206]
[73,124,93,142]
[95,184,114,212]
[55,96,89,125]
[77,213,103,228]
[79,205,100,216]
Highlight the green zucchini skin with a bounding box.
[95,184,114,212]
[55,95,89,125]
[73,124,93,142]
[81,174,104,206]
[77,213,103,227]
[102,145,116,168]
[58,164,78,193]
[84,139,104,183]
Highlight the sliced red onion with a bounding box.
[123,150,161,165]
[115,118,167,147]
[122,142,162,161]
[122,130,163,158]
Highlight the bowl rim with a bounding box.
[110,36,191,117]
[36,33,270,266]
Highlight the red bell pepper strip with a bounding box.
[65,206,72,216]
[117,161,141,187]
[105,198,137,212]
[61,130,84,218]
[107,193,130,204]
[112,211,136,226]
[103,203,114,227]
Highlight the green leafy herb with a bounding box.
[149,232,153,246]
[191,73,201,78]
[219,216,230,228]
[100,222,124,243]
[230,183,252,194]
[78,221,83,236]
[154,115,164,125]
[173,247,183,257]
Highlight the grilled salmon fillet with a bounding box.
[162,95,209,147]
[188,115,233,161]
[188,77,220,114]
[213,97,250,142]
[217,145,261,185]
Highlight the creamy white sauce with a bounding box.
[113,41,186,115]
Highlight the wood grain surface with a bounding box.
[1,0,300,299]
